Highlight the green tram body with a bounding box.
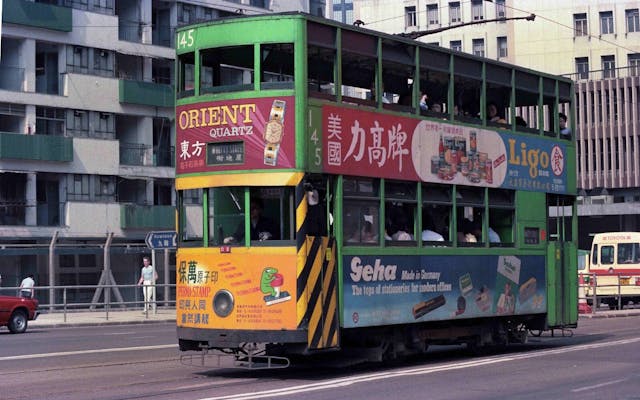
[174,12,578,367]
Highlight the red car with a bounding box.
[0,295,39,333]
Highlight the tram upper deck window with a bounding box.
[419,48,449,119]
[200,45,254,95]
[485,63,512,128]
[559,81,572,140]
[540,77,554,137]
[177,52,195,98]
[381,40,415,112]
[453,56,482,125]
[341,30,376,106]
[261,43,294,90]
[307,21,336,99]
[515,70,540,135]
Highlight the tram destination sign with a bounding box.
[145,231,177,249]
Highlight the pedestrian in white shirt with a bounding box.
[137,257,158,313]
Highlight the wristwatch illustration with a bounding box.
[264,99,286,166]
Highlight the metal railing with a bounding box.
[0,283,176,322]
[563,64,640,82]
[578,272,640,313]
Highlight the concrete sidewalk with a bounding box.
[30,308,176,329]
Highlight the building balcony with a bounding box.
[119,79,174,108]
[120,204,175,230]
[0,132,73,162]
[2,0,72,32]
[566,65,640,82]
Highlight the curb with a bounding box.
[31,319,176,329]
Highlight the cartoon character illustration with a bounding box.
[260,267,291,305]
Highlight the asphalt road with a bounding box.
[1,318,639,400]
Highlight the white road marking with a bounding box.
[196,337,640,400]
[0,344,176,361]
[103,332,136,335]
[571,378,627,393]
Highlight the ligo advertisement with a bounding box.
[342,254,546,328]
[176,250,298,330]
[323,105,569,194]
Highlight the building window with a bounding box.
[600,11,614,35]
[627,9,640,32]
[450,40,462,52]
[68,110,89,137]
[449,2,461,23]
[602,55,616,78]
[495,0,506,19]
[93,49,114,77]
[497,36,507,58]
[574,13,588,36]
[405,6,416,28]
[67,46,89,74]
[629,53,640,76]
[68,174,90,201]
[575,57,589,80]
[472,38,484,57]
[471,0,484,21]
[427,4,439,27]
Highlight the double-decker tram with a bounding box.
[175,12,578,368]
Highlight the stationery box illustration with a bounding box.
[459,273,473,297]
[518,277,537,304]
[412,294,446,319]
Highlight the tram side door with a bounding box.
[547,194,578,327]
[300,176,340,350]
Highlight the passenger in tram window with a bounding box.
[487,101,506,123]
[224,197,278,243]
[422,213,444,242]
[515,116,527,127]
[559,112,571,139]
[488,226,501,243]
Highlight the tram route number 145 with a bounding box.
[177,29,195,50]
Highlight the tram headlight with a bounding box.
[213,289,234,317]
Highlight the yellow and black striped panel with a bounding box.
[297,236,339,350]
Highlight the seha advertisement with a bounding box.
[343,254,546,328]
[176,96,295,174]
[176,251,298,330]
[322,105,569,194]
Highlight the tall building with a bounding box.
[0,0,322,302]
[354,0,640,247]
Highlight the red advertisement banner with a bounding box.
[176,96,295,174]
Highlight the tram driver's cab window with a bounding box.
[385,180,417,245]
[178,188,203,246]
[343,177,380,245]
[207,186,295,246]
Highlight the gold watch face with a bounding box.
[265,120,283,144]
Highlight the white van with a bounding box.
[586,232,640,309]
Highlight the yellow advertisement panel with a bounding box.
[177,247,298,330]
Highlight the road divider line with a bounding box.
[0,344,176,361]
[571,378,626,393]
